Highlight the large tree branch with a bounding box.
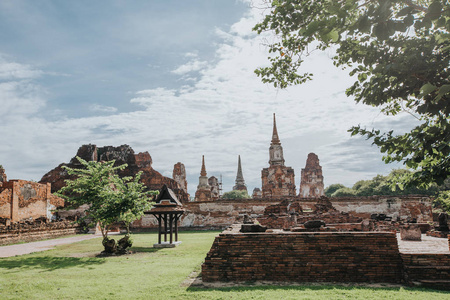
[404,0,428,13]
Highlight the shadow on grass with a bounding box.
[129,246,162,253]
[0,256,105,271]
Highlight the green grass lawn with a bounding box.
[0,231,449,299]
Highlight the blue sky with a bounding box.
[0,0,414,196]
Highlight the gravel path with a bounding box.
[0,234,102,258]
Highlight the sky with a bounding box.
[0,0,416,197]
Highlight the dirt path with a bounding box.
[0,234,102,258]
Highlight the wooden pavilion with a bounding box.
[145,185,185,248]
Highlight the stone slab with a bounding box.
[153,241,182,248]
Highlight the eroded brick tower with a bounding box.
[195,155,211,201]
[299,153,324,198]
[261,114,296,198]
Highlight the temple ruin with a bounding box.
[261,114,296,198]
[232,155,247,192]
[172,162,188,194]
[194,156,211,201]
[299,152,325,198]
[208,176,220,201]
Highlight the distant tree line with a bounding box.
[325,169,441,197]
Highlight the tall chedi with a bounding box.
[261,113,296,199]
[194,155,212,201]
[299,153,324,198]
[233,155,247,191]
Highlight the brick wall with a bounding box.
[202,231,403,283]
[401,253,450,290]
[132,196,432,230]
[0,221,81,246]
[0,180,64,222]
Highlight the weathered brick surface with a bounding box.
[40,144,190,202]
[202,231,403,283]
[401,253,450,290]
[0,180,64,222]
[0,221,81,246]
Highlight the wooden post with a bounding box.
[157,215,162,244]
[169,214,173,244]
[175,214,179,242]
[164,214,168,242]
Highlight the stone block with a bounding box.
[400,224,422,241]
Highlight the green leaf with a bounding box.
[419,83,437,97]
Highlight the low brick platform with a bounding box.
[202,229,403,283]
[0,222,82,246]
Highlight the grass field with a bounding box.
[0,231,449,299]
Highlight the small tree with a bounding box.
[222,190,251,199]
[115,172,157,234]
[57,157,154,254]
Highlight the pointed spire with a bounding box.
[235,155,245,184]
[271,113,281,145]
[200,155,207,176]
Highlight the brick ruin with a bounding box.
[194,156,211,201]
[40,144,189,202]
[208,176,220,201]
[299,152,324,198]
[0,165,6,186]
[261,114,296,198]
[0,168,64,224]
[172,162,188,194]
[202,226,450,288]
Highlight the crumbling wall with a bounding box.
[0,221,81,246]
[202,231,403,283]
[0,180,64,222]
[131,196,433,230]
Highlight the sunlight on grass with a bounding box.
[0,231,449,299]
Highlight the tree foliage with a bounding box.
[324,183,347,197]
[254,0,450,187]
[222,190,251,199]
[57,157,155,240]
[326,169,439,197]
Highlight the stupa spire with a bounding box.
[235,155,245,184]
[233,155,247,191]
[271,113,281,145]
[200,155,207,176]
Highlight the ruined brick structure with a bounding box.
[202,228,403,283]
[261,114,296,198]
[299,152,324,198]
[0,179,64,223]
[232,155,247,192]
[172,162,188,194]
[40,144,190,202]
[252,188,262,198]
[0,166,6,187]
[194,156,211,201]
[258,197,362,229]
[208,176,220,201]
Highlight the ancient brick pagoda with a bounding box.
[208,176,220,201]
[299,152,325,198]
[233,155,247,192]
[145,184,185,248]
[194,156,212,201]
[40,144,190,202]
[261,113,296,198]
[172,162,188,194]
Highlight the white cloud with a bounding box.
[171,59,208,75]
[89,104,118,113]
[0,2,417,197]
[0,56,43,80]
